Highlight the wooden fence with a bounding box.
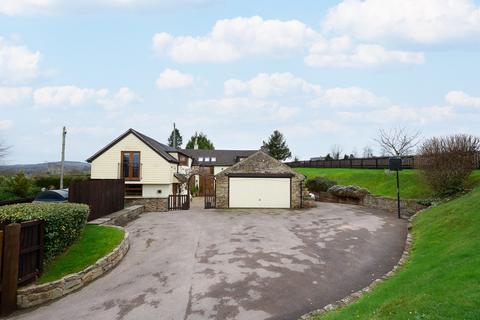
[69,179,125,221]
[0,198,34,207]
[0,220,44,315]
[168,195,190,211]
[287,156,416,169]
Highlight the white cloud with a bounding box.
[33,85,139,110]
[445,90,480,108]
[0,119,12,130]
[153,16,319,63]
[323,0,480,43]
[305,37,424,67]
[0,37,40,84]
[0,87,32,106]
[156,68,194,89]
[189,97,298,121]
[0,0,214,15]
[339,105,455,124]
[310,87,389,108]
[224,72,322,98]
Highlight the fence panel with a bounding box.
[287,156,417,169]
[168,195,190,211]
[69,179,125,221]
[17,220,44,285]
[0,198,34,207]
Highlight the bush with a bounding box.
[328,185,370,199]
[4,172,32,198]
[418,134,480,196]
[0,203,90,262]
[306,177,337,192]
[33,175,89,189]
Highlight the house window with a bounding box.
[179,154,189,166]
[205,157,210,162]
[122,151,141,180]
[199,157,204,162]
[211,157,216,162]
[125,184,142,197]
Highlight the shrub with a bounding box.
[33,175,89,189]
[417,134,480,196]
[0,203,90,262]
[4,172,32,198]
[328,185,370,199]
[306,177,337,192]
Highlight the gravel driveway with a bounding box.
[10,203,407,320]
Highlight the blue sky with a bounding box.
[0,0,479,164]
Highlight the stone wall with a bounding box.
[17,227,129,309]
[215,151,305,209]
[125,197,168,212]
[312,191,427,216]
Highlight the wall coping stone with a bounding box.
[17,226,130,309]
[298,209,424,319]
[89,205,144,226]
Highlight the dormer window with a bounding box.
[199,157,204,162]
[205,157,210,162]
[211,157,216,162]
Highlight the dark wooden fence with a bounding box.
[0,220,44,315]
[204,195,216,209]
[168,195,190,211]
[0,198,34,207]
[69,179,125,221]
[287,156,416,169]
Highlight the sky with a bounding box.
[0,0,480,164]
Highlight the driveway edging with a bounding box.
[17,226,130,309]
[299,211,422,320]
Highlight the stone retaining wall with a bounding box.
[125,197,168,212]
[313,191,427,216]
[17,227,130,309]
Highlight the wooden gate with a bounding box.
[0,220,44,315]
[168,195,190,211]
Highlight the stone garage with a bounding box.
[215,151,305,209]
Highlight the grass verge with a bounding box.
[295,168,480,199]
[37,224,125,284]
[312,187,480,320]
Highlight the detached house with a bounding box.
[86,128,257,210]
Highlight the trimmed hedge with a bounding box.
[306,177,337,192]
[328,185,370,199]
[0,203,90,262]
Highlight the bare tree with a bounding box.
[374,127,421,156]
[0,141,9,161]
[351,147,359,158]
[330,144,343,160]
[362,145,374,158]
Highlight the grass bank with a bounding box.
[295,168,480,199]
[38,224,124,284]
[312,187,480,320]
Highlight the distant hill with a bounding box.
[0,161,90,176]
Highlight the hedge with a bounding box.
[0,203,90,262]
[306,177,337,193]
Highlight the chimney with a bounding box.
[194,137,199,150]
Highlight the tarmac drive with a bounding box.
[10,203,407,320]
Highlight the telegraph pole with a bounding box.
[60,126,67,189]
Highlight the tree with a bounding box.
[5,172,32,198]
[375,127,421,156]
[168,128,183,148]
[418,134,480,195]
[330,144,343,160]
[186,132,215,150]
[325,153,333,160]
[362,145,374,158]
[261,130,292,161]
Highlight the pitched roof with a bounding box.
[180,149,257,166]
[86,128,179,163]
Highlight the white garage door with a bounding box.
[229,177,291,208]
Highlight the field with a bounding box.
[295,168,480,199]
[314,186,480,320]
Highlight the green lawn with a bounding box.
[37,224,125,284]
[295,168,480,200]
[311,187,480,320]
